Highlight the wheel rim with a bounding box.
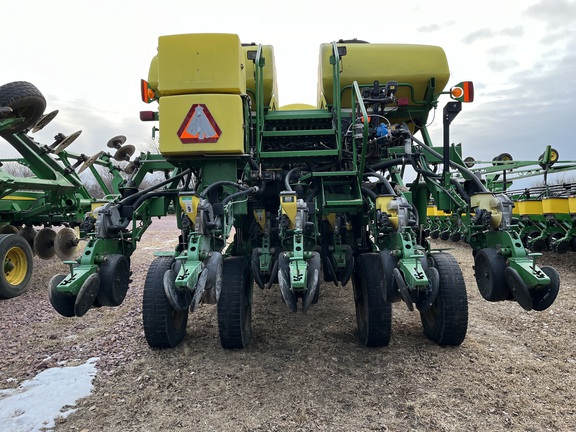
[4,246,28,286]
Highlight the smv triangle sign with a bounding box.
[177,104,222,143]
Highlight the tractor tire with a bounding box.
[0,233,34,299]
[96,254,130,306]
[0,81,46,134]
[474,248,511,302]
[353,253,392,347]
[420,252,468,346]
[218,256,253,349]
[143,256,188,349]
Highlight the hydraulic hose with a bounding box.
[363,172,396,195]
[200,180,247,198]
[120,168,192,206]
[411,135,487,192]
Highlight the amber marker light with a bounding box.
[450,81,474,103]
[141,79,155,103]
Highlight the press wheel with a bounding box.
[420,253,468,346]
[218,256,253,349]
[353,253,392,347]
[143,256,188,348]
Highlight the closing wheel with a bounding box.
[74,273,100,317]
[218,256,253,349]
[49,274,74,317]
[353,253,392,347]
[97,254,130,306]
[379,249,399,303]
[531,266,560,311]
[0,234,34,299]
[0,81,46,134]
[474,248,511,302]
[504,266,533,311]
[420,253,468,346]
[143,256,188,349]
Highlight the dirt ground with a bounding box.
[1,215,575,431]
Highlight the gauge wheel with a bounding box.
[143,256,189,349]
[353,253,392,347]
[420,252,468,346]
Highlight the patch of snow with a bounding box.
[0,357,98,432]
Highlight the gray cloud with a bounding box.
[487,59,520,72]
[524,0,576,29]
[462,28,496,44]
[500,26,524,37]
[417,24,441,33]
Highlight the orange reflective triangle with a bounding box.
[177,104,222,143]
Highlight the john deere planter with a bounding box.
[48,34,560,349]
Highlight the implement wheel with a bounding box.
[49,274,74,317]
[474,248,511,302]
[97,254,130,306]
[420,253,468,346]
[218,256,253,349]
[143,256,188,349]
[531,266,560,311]
[0,234,34,299]
[0,81,46,134]
[353,253,392,347]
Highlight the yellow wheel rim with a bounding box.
[4,246,28,286]
[550,150,559,162]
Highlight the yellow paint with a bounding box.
[179,194,200,226]
[280,193,297,230]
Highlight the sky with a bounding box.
[2,0,575,187]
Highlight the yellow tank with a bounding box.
[153,33,246,96]
[516,200,543,215]
[243,44,278,110]
[541,197,569,214]
[317,42,450,109]
[159,94,245,156]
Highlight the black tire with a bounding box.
[0,81,46,134]
[218,256,253,349]
[474,248,510,301]
[0,234,34,299]
[379,249,399,303]
[97,254,130,306]
[49,274,75,317]
[532,266,560,311]
[420,253,468,346]
[353,253,392,347]
[143,256,188,349]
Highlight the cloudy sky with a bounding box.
[2,0,575,185]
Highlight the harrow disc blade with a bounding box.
[54,227,79,260]
[34,227,56,259]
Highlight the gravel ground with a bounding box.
[1,215,575,431]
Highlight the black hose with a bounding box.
[120,168,192,206]
[368,157,406,171]
[200,181,247,198]
[411,135,487,192]
[362,172,396,195]
[284,167,309,191]
[221,186,259,206]
[361,187,378,200]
